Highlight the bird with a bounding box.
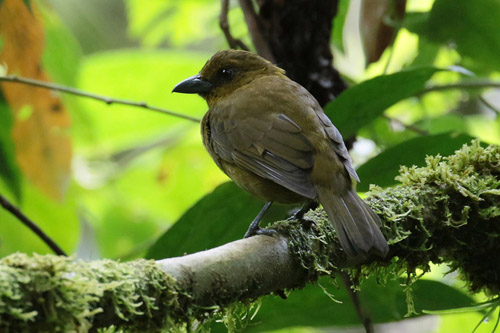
[173,49,388,259]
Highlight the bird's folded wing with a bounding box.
[210,112,317,199]
[315,111,359,182]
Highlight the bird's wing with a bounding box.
[314,110,360,182]
[209,110,317,199]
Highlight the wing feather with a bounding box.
[209,108,317,199]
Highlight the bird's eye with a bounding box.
[218,68,235,82]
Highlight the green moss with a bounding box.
[365,140,500,294]
[0,253,187,332]
[271,140,500,309]
[272,210,344,285]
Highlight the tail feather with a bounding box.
[317,187,388,258]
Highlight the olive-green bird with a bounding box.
[173,50,388,258]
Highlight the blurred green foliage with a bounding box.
[0,96,21,201]
[1,0,499,331]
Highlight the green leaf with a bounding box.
[42,9,83,86]
[423,298,499,315]
[407,0,500,72]
[356,132,477,191]
[409,36,441,68]
[416,114,468,135]
[227,277,475,332]
[0,96,22,201]
[332,0,350,53]
[146,181,294,259]
[403,11,429,35]
[324,67,441,139]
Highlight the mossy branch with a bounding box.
[0,141,499,332]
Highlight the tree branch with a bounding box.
[479,95,500,115]
[382,114,429,136]
[251,0,348,105]
[419,80,500,95]
[0,193,67,256]
[219,0,250,50]
[238,0,275,62]
[0,75,201,123]
[0,140,499,332]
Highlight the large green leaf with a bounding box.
[42,8,83,87]
[407,0,500,72]
[356,132,477,191]
[146,181,294,259]
[209,276,475,332]
[324,67,440,139]
[0,96,22,201]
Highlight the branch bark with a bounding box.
[220,0,250,50]
[157,235,308,305]
[240,0,348,106]
[1,141,499,332]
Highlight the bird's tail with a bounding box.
[317,186,388,258]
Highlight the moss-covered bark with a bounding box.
[0,141,498,332]
[0,254,185,332]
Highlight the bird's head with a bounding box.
[173,50,285,106]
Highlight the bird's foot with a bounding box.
[287,201,318,228]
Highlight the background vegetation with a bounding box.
[1,0,499,331]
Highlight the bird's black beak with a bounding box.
[172,74,212,94]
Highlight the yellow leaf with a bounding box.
[0,0,72,200]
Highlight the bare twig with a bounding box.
[238,0,275,62]
[339,272,374,333]
[220,0,250,50]
[0,193,67,256]
[478,96,500,115]
[419,80,500,95]
[0,75,201,123]
[420,80,500,116]
[383,114,429,136]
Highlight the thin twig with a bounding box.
[339,271,374,333]
[0,193,67,256]
[419,81,500,95]
[220,0,250,50]
[0,75,201,123]
[421,80,500,116]
[238,0,275,62]
[382,114,429,136]
[478,96,500,115]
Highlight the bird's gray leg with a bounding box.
[288,201,318,226]
[244,201,276,238]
